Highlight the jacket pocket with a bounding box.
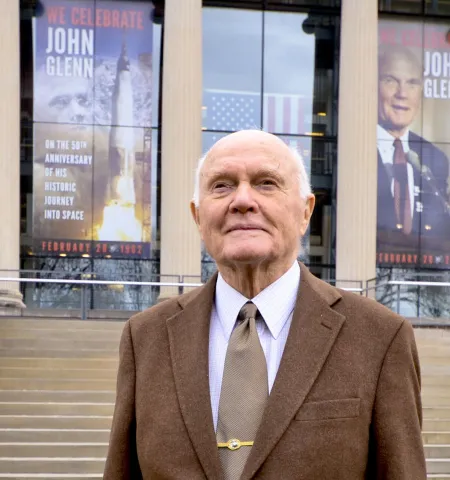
[294,398,360,421]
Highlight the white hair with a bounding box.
[192,141,312,207]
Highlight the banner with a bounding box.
[377,20,450,268]
[32,0,153,258]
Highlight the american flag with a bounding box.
[202,89,312,174]
[203,89,309,134]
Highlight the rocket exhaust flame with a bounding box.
[96,35,143,243]
[98,198,142,242]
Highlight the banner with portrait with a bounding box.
[32,0,153,258]
[377,19,450,268]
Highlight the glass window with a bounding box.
[202,8,263,131]
[267,0,340,7]
[425,0,450,15]
[263,11,338,137]
[379,0,423,14]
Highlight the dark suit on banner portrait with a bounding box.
[377,128,450,256]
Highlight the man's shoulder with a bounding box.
[308,273,407,341]
[410,131,447,157]
[126,284,208,334]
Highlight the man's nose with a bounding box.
[229,183,258,213]
[396,82,408,98]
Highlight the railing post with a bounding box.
[178,276,183,296]
[396,284,401,314]
[80,285,87,320]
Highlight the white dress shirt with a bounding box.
[208,261,300,430]
[377,124,415,218]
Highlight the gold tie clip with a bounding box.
[217,439,254,451]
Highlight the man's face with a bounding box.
[378,55,422,135]
[191,133,315,272]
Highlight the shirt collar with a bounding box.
[215,261,300,341]
[377,124,410,152]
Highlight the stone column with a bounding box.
[336,0,378,288]
[159,0,202,297]
[0,0,25,310]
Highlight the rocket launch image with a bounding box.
[97,38,143,242]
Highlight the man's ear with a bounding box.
[190,201,200,227]
[299,194,315,237]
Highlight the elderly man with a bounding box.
[104,130,425,479]
[377,45,450,244]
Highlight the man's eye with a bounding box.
[259,180,276,188]
[49,95,71,109]
[382,77,396,85]
[212,183,231,191]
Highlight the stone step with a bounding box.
[0,415,112,429]
[423,368,450,376]
[417,338,450,345]
[425,445,450,459]
[0,349,118,359]
[422,394,450,401]
[423,432,450,444]
[417,335,450,342]
[0,339,119,352]
[424,408,450,419]
[422,388,450,397]
[0,367,118,380]
[0,443,108,458]
[0,402,114,416]
[425,420,450,431]
[417,345,450,352]
[0,458,105,474]
[0,378,116,391]
[0,390,116,403]
[0,358,118,369]
[0,429,110,443]
[427,459,450,474]
[0,319,125,331]
[0,329,121,341]
[0,476,102,479]
[421,360,450,367]
[423,378,450,386]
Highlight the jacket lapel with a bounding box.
[241,265,346,480]
[166,274,224,480]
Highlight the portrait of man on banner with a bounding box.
[376,40,450,266]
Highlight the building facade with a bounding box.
[1,0,449,314]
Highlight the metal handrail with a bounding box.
[0,277,203,288]
[387,280,450,287]
[4,276,449,319]
[0,276,364,292]
[0,277,204,320]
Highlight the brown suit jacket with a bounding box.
[104,264,426,479]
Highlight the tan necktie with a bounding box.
[216,302,268,480]
[393,138,412,235]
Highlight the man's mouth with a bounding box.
[392,105,409,112]
[227,225,264,233]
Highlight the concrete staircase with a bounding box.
[0,317,122,479]
[416,328,450,479]
[0,318,448,478]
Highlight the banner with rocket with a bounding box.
[32,0,153,258]
[376,19,450,269]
